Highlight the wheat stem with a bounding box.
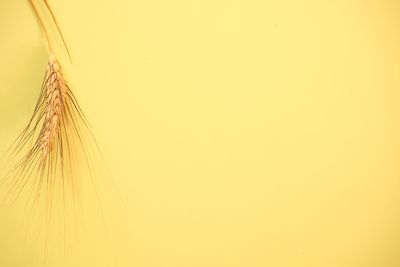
[29,0,53,53]
[42,0,72,62]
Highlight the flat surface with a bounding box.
[0,1,400,266]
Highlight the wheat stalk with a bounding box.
[2,1,91,212]
[0,2,122,263]
[7,54,78,201]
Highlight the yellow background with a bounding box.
[1,0,400,266]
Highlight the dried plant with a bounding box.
[0,2,124,265]
[2,0,95,217]
[5,54,86,209]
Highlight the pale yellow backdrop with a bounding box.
[0,0,400,266]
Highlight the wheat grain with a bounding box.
[40,55,63,158]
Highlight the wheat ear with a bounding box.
[2,1,90,211]
[5,53,88,206]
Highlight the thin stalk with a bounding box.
[43,0,72,62]
[29,0,53,53]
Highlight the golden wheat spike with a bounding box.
[5,54,87,205]
[2,1,92,208]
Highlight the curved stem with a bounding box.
[43,0,72,62]
[29,0,53,54]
